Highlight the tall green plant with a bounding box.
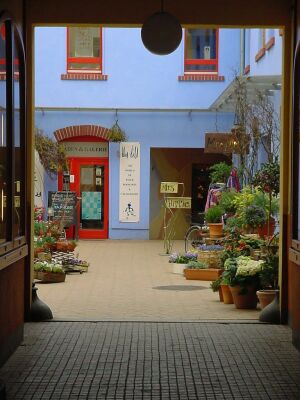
[209,162,232,184]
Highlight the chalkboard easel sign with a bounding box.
[48,191,77,228]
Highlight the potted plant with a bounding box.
[243,205,267,233]
[184,260,222,281]
[168,251,197,275]
[252,162,280,237]
[197,244,224,268]
[34,261,66,283]
[219,189,239,222]
[205,205,223,238]
[210,276,224,301]
[209,162,232,184]
[257,252,279,309]
[223,256,264,309]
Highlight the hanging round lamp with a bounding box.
[141,1,182,55]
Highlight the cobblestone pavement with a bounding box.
[35,240,259,321]
[1,322,300,399]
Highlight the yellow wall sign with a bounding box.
[165,197,191,209]
[160,182,179,193]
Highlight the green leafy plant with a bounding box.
[34,261,64,273]
[210,276,222,292]
[108,121,127,142]
[35,127,68,178]
[209,162,232,184]
[186,260,208,269]
[243,205,267,229]
[219,190,239,214]
[205,205,223,223]
[259,253,279,289]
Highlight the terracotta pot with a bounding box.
[257,217,276,238]
[184,268,222,281]
[218,287,224,302]
[229,285,258,309]
[207,223,223,238]
[221,284,234,304]
[256,289,278,309]
[56,241,69,252]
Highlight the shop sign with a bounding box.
[119,142,140,222]
[48,191,77,227]
[62,142,108,158]
[165,197,191,209]
[160,182,179,193]
[204,132,235,154]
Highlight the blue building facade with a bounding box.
[33,27,282,240]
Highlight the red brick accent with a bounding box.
[243,65,250,75]
[0,72,19,81]
[54,125,111,142]
[265,36,275,50]
[255,47,266,62]
[61,73,108,81]
[178,74,225,82]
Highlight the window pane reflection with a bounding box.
[13,31,23,237]
[0,22,7,243]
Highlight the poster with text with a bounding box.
[119,142,140,222]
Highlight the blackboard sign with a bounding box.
[48,191,77,227]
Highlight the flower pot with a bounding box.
[257,217,276,238]
[229,285,257,309]
[36,271,66,283]
[184,268,222,281]
[207,223,223,238]
[256,289,278,309]
[218,287,224,302]
[197,250,223,268]
[171,263,187,275]
[221,284,234,304]
[56,241,69,252]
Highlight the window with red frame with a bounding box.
[184,29,218,74]
[67,27,102,73]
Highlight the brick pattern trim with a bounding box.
[61,73,108,81]
[265,36,275,50]
[255,47,266,62]
[243,65,250,75]
[54,125,111,142]
[178,74,225,82]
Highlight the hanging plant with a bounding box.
[34,128,68,179]
[108,121,127,142]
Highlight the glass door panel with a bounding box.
[80,165,104,231]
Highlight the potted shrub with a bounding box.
[184,260,222,281]
[210,276,223,301]
[205,205,223,238]
[34,261,66,283]
[243,205,267,233]
[209,162,232,184]
[168,251,197,275]
[223,256,264,309]
[257,252,279,309]
[252,162,280,237]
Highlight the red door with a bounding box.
[68,157,109,239]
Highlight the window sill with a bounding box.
[178,74,224,82]
[265,36,275,50]
[61,73,108,81]
[255,47,266,62]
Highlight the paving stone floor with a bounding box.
[35,240,259,321]
[1,321,300,399]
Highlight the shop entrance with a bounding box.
[69,157,109,239]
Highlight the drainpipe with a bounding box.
[240,29,245,76]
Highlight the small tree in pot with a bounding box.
[205,205,223,238]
